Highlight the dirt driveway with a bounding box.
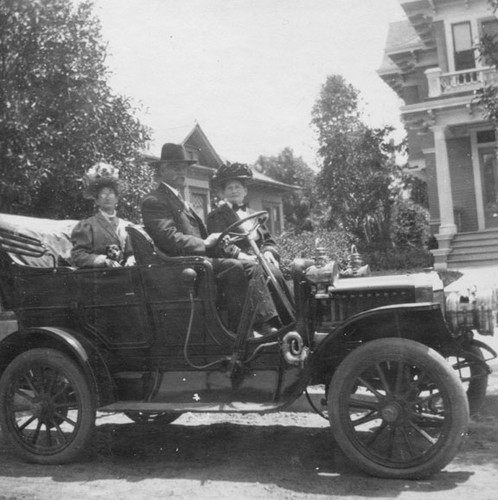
[0,357,497,500]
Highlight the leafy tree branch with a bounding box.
[0,0,152,221]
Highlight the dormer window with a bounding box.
[184,147,199,162]
[452,21,475,71]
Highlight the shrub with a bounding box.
[275,228,434,276]
[391,200,430,249]
[275,228,354,276]
[365,247,433,272]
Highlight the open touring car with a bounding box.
[0,211,496,479]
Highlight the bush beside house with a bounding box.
[276,226,433,277]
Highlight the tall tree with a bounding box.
[476,3,498,127]
[0,0,151,220]
[254,147,315,231]
[310,74,400,246]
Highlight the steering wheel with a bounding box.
[213,209,296,326]
[214,210,268,249]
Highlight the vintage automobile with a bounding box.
[0,211,496,479]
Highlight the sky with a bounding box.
[95,0,407,167]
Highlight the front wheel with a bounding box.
[328,338,469,479]
[0,348,96,464]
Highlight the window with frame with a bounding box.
[189,189,209,222]
[184,147,199,163]
[262,202,282,235]
[452,21,475,71]
[477,129,496,144]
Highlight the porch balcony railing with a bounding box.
[426,66,498,98]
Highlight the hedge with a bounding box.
[275,229,434,275]
[365,247,434,272]
[275,228,354,276]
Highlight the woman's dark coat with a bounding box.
[71,212,133,268]
[207,202,280,261]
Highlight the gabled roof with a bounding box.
[145,122,297,192]
[183,123,223,169]
[144,122,223,169]
[159,123,198,144]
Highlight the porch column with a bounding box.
[431,125,457,270]
[425,67,442,98]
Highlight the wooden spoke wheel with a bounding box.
[328,338,469,479]
[0,348,96,464]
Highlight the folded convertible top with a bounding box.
[0,213,78,267]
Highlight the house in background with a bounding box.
[144,123,296,235]
[378,0,498,269]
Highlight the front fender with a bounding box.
[310,302,454,382]
[0,326,115,406]
[470,338,497,361]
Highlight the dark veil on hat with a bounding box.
[211,162,253,188]
[82,162,122,199]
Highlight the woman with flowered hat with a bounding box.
[70,162,135,268]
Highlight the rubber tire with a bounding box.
[0,348,96,464]
[328,338,469,479]
[124,411,180,425]
[447,344,488,416]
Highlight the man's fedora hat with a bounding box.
[150,143,197,168]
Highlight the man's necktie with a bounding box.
[232,203,246,211]
[178,191,191,211]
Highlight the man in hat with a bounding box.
[141,143,279,335]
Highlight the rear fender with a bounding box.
[0,326,114,406]
[310,302,453,382]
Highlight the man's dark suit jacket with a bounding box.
[142,183,208,256]
[207,202,279,261]
[141,182,280,330]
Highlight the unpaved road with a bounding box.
[0,361,497,500]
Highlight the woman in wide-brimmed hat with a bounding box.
[207,162,280,266]
[71,162,135,268]
[207,162,294,329]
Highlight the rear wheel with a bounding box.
[0,348,96,464]
[124,411,180,425]
[328,338,469,479]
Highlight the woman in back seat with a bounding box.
[71,163,135,268]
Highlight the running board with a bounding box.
[99,400,286,413]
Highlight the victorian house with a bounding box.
[144,123,296,235]
[379,0,498,269]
